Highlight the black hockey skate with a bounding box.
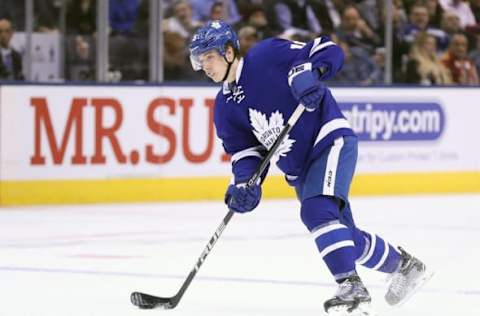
[385,247,434,306]
[324,275,375,316]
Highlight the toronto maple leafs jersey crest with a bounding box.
[249,109,295,163]
[214,37,355,185]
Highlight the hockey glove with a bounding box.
[288,62,325,111]
[225,183,262,213]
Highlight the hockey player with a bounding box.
[189,20,432,315]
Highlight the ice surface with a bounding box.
[1,194,479,315]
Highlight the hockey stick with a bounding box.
[130,103,306,309]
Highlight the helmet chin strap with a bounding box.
[221,54,235,83]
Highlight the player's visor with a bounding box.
[189,53,203,71]
[189,49,220,71]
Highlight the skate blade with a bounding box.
[326,301,377,316]
[391,268,435,307]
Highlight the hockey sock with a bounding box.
[301,196,357,282]
[355,231,402,273]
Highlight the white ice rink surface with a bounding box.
[1,194,480,316]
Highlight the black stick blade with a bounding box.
[130,292,176,309]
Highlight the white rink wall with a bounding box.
[0,84,479,205]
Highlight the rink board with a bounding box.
[0,84,479,205]
[0,172,479,205]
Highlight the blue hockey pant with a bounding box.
[295,136,402,282]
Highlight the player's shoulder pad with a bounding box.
[244,37,292,62]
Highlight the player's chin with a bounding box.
[204,71,220,82]
[207,73,222,82]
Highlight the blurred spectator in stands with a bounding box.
[0,1,25,30]
[109,0,140,36]
[238,25,260,56]
[328,0,350,13]
[162,0,202,39]
[369,46,386,84]
[66,35,95,81]
[235,5,275,39]
[442,10,463,33]
[163,30,203,81]
[65,0,96,81]
[67,0,96,35]
[305,0,343,35]
[161,0,204,81]
[236,0,263,15]
[391,1,407,39]
[0,17,24,80]
[469,33,480,73]
[405,32,452,84]
[107,34,148,81]
[441,32,479,83]
[331,39,378,85]
[465,0,480,34]
[417,0,445,28]
[336,5,381,54]
[273,0,323,40]
[75,36,92,61]
[328,0,346,29]
[356,0,384,34]
[35,0,61,32]
[393,0,409,31]
[393,2,446,82]
[238,0,336,36]
[470,0,480,22]
[403,4,448,49]
[133,0,149,34]
[190,0,241,24]
[109,0,149,80]
[439,0,476,29]
[441,10,462,44]
[210,2,225,20]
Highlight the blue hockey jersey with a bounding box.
[214,37,355,185]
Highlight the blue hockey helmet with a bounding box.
[189,20,240,71]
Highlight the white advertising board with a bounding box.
[336,88,479,173]
[1,85,479,182]
[1,85,228,180]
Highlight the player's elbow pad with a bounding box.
[313,46,345,81]
[327,45,345,76]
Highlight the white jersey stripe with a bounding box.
[356,236,370,262]
[356,234,377,264]
[323,137,344,195]
[373,240,390,270]
[314,118,351,146]
[312,223,347,240]
[309,38,322,56]
[231,146,264,163]
[320,240,355,258]
[309,40,336,57]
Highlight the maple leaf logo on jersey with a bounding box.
[211,21,222,29]
[249,109,295,163]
